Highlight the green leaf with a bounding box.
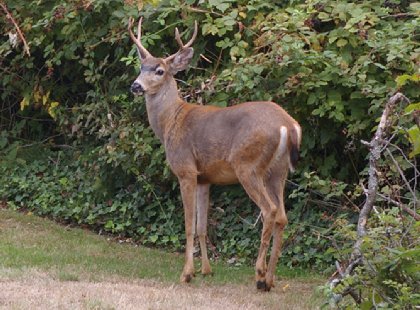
[0,135,7,149]
[209,0,230,12]
[336,39,348,47]
[6,146,18,161]
[395,74,420,87]
[360,300,373,310]
[407,125,420,158]
[307,93,317,105]
[105,220,114,230]
[399,248,420,259]
[112,10,125,19]
[222,16,236,26]
[405,102,420,113]
[283,35,293,43]
[318,12,331,20]
[327,90,342,104]
[149,235,158,243]
[350,91,362,99]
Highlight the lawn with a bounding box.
[0,208,323,309]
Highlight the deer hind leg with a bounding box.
[196,183,212,276]
[236,167,277,291]
[178,174,197,283]
[265,170,288,291]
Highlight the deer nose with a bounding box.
[131,82,144,94]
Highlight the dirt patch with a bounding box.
[0,271,319,310]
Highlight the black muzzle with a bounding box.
[131,82,144,94]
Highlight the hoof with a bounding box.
[180,273,194,283]
[256,280,266,290]
[201,271,214,277]
[256,280,272,292]
[201,265,213,277]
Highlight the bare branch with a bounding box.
[0,1,31,56]
[253,211,262,227]
[355,93,409,254]
[328,92,410,306]
[389,142,420,174]
[335,261,345,277]
[385,148,417,204]
[377,193,420,221]
[20,133,63,148]
[185,6,224,17]
[380,13,417,19]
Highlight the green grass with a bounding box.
[0,208,321,285]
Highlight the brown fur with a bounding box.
[129,19,302,291]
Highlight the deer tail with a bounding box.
[288,124,301,172]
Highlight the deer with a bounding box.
[128,17,302,291]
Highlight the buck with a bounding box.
[128,17,302,291]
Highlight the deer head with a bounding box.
[128,17,198,96]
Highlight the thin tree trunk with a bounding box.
[329,92,410,305]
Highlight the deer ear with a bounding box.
[167,47,194,75]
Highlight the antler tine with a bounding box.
[128,17,151,59]
[174,27,184,49]
[165,21,198,62]
[137,17,142,41]
[182,20,198,49]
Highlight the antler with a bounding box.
[165,21,198,62]
[128,17,152,59]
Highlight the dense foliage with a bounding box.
[1,0,419,307]
[329,208,420,309]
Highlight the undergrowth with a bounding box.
[0,146,341,272]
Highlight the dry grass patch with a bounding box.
[0,271,319,310]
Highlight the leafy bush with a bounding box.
[323,208,420,309]
[320,97,420,308]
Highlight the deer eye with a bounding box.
[156,68,165,76]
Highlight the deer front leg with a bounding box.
[196,183,212,276]
[179,174,197,283]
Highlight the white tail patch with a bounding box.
[278,126,288,156]
[289,162,295,173]
[288,123,302,173]
[294,123,302,146]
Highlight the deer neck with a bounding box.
[144,77,184,143]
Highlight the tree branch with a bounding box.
[328,92,410,305]
[0,1,31,56]
[353,92,409,257]
[380,13,417,19]
[385,148,417,205]
[377,193,420,221]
